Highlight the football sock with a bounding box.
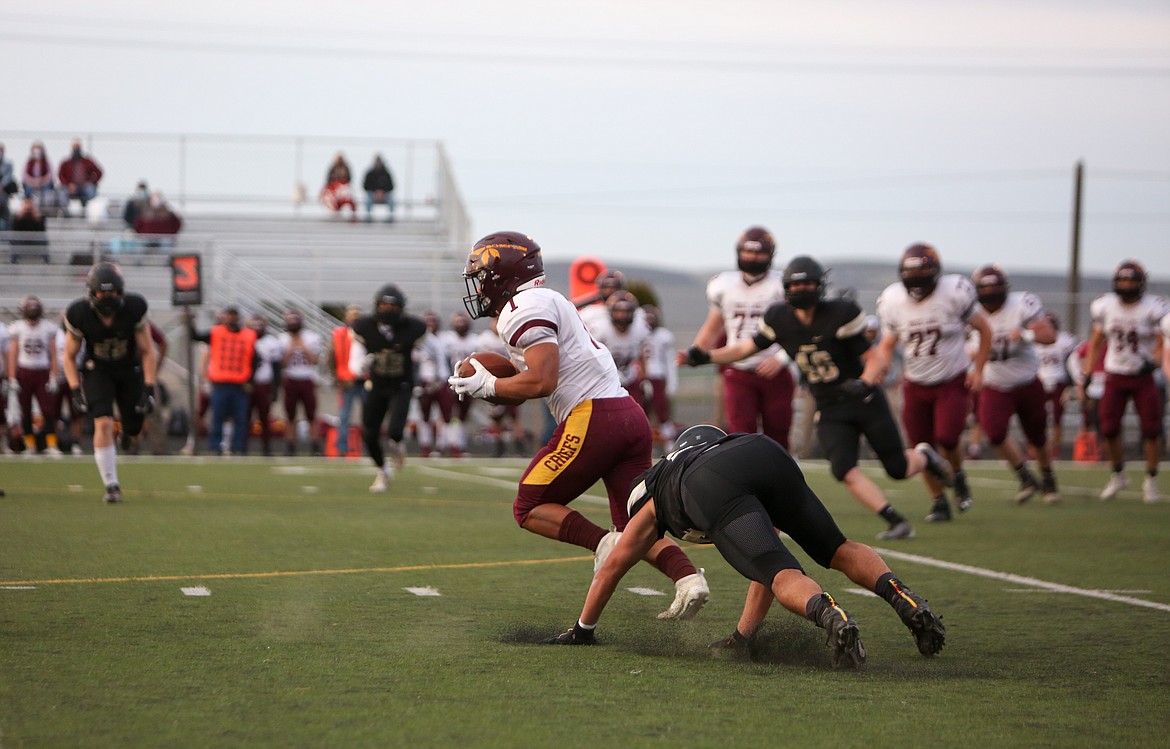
[1149,468,1158,478]
[805,592,837,626]
[557,510,607,551]
[878,504,905,525]
[94,445,118,486]
[653,545,698,582]
[1113,463,1125,474]
[873,571,899,604]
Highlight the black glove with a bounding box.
[838,378,875,401]
[685,346,711,367]
[708,628,750,650]
[71,387,88,415]
[546,622,597,645]
[1138,359,1158,377]
[135,385,156,415]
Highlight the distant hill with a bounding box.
[544,258,1169,341]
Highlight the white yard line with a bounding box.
[411,464,610,506]
[875,547,1170,613]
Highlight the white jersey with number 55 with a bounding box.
[877,274,979,386]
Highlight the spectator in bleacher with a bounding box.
[9,198,49,263]
[321,152,356,219]
[0,143,17,230]
[133,192,182,246]
[57,139,103,215]
[121,180,151,228]
[21,142,55,205]
[362,155,395,222]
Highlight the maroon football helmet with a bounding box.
[609,292,637,332]
[973,264,1009,313]
[1112,259,1146,303]
[462,231,545,319]
[736,226,776,275]
[596,269,625,296]
[20,294,44,321]
[899,243,942,301]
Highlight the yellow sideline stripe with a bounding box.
[0,549,688,587]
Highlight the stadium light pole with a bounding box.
[1068,160,1084,336]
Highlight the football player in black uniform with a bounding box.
[548,425,946,668]
[683,256,953,540]
[348,284,429,492]
[62,263,158,503]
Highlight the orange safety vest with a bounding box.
[332,325,356,382]
[207,325,257,384]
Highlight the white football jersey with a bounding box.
[643,326,676,381]
[594,318,650,387]
[8,318,58,371]
[877,274,979,385]
[1162,310,1170,342]
[414,333,450,383]
[439,329,481,371]
[979,291,1044,390]
[1089,292,1170,375]
[496,285,627,423]
[705,270,786,371]
[1036,331,1078,392]
[279,330,323,381]
[252,334,283,385]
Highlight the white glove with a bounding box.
[657,569,710,620]
[46,377,59,395]
[6,379,18,397]
[447,358,497,401]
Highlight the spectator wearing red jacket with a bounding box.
[21,142,55,204]
[133,192,183,247]
[57,139,103,212]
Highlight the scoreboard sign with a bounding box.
[171,254,203,306]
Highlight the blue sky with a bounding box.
[5,0,1169,275]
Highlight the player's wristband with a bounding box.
[1020,329,1036,343]
[686,346,711,367]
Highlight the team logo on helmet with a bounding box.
[462,231,545,319]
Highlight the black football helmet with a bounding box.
[462,231,545,319]
[736,226,776,275]
[973,264,1009,313]
[782,256,826,310]
[1112,259,1146,303]
[374,284,406,325]
[87,262,125,316]
[20,294,44,321]
[674,424,727,452]
[899,243,941,301]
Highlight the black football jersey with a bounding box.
[752,299,870,402]
[64,293,149,369]
[351,314,428,384]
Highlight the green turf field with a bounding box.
[2,455,1168,748]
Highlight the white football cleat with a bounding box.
[369,468,392,493]
[1142,476,1161,504]
[657,569,710,620]
[594,530,621,574]
[1100,471,1128,501]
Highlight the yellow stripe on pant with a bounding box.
[523,401,594,486]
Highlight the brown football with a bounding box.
[458,351,524,406]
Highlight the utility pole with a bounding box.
[1068,160,1084,336]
